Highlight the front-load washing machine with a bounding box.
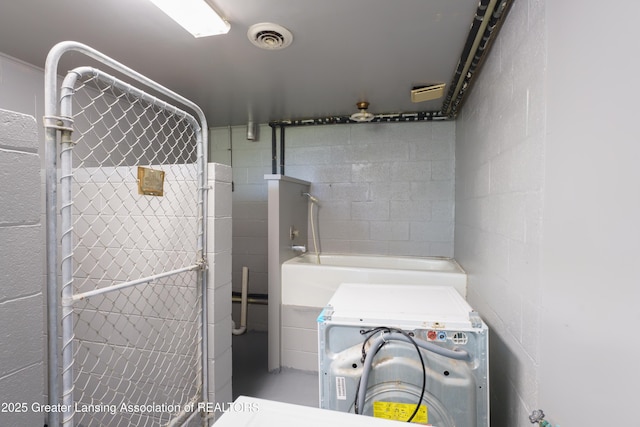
[317,283,489,427]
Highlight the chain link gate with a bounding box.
[45,42,209,427]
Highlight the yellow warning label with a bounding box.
[372,401,428,424]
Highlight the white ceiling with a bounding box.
[0,0,509,127]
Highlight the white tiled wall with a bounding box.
[454,1,545,426]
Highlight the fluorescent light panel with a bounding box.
[149,0,230,38]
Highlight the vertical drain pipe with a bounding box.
[271,125,277,174]
[232,267,249,335]
[280,126,285,175]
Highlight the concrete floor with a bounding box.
[231,331,319,407]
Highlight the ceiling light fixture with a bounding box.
[350,101,375,123]
[148,0,230,38]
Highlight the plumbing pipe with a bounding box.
[232,267,249,335]
[280,125,285,175]
[232,295,268,305]
[529,409,557,427]
[304,193,321,264]
[291,244,307,254]
[271,124,277,174]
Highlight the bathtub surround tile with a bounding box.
[391,161,432,182]
[410,221,454,243]
[351,200,390,221]
[388,240,444,257]
[390,200,432,221]
[369,182,411,200]
[351,162,391,183]
[314,200,351,220]
[320,219,369,240]
[369,221,410,241]
[348,240,390,255]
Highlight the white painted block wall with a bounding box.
[285,122,456,257]
[210,122,456,333]
[206,163,234,415]
[456,0,640,425]
[455,0,545,424]
[210,126,271,332]
[0,109,43,426]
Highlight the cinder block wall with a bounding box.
[206,163,234,415]
[210,122,456,333]
[0,109,43,426]
[285,121,456,257]
[454,1,545,425]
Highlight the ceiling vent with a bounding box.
[411,83,446,103]
[248,23,293,50]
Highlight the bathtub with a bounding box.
[279,253,467,371]
[281,253,467,307]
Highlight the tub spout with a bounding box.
[291,244,307,254]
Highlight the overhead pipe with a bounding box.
[271,124,277,174]
[268,110,446,128]
[442,0,513,116]
[280,125,285,175]
[268,111,445,173]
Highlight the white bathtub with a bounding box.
[281,253,467,307]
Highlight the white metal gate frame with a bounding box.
[44,41,209,427]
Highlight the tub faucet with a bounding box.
[291,244,307,254]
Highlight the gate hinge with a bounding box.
[197,257,209,271]
[43,115,74,132]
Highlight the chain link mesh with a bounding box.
[65,73,203,426]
